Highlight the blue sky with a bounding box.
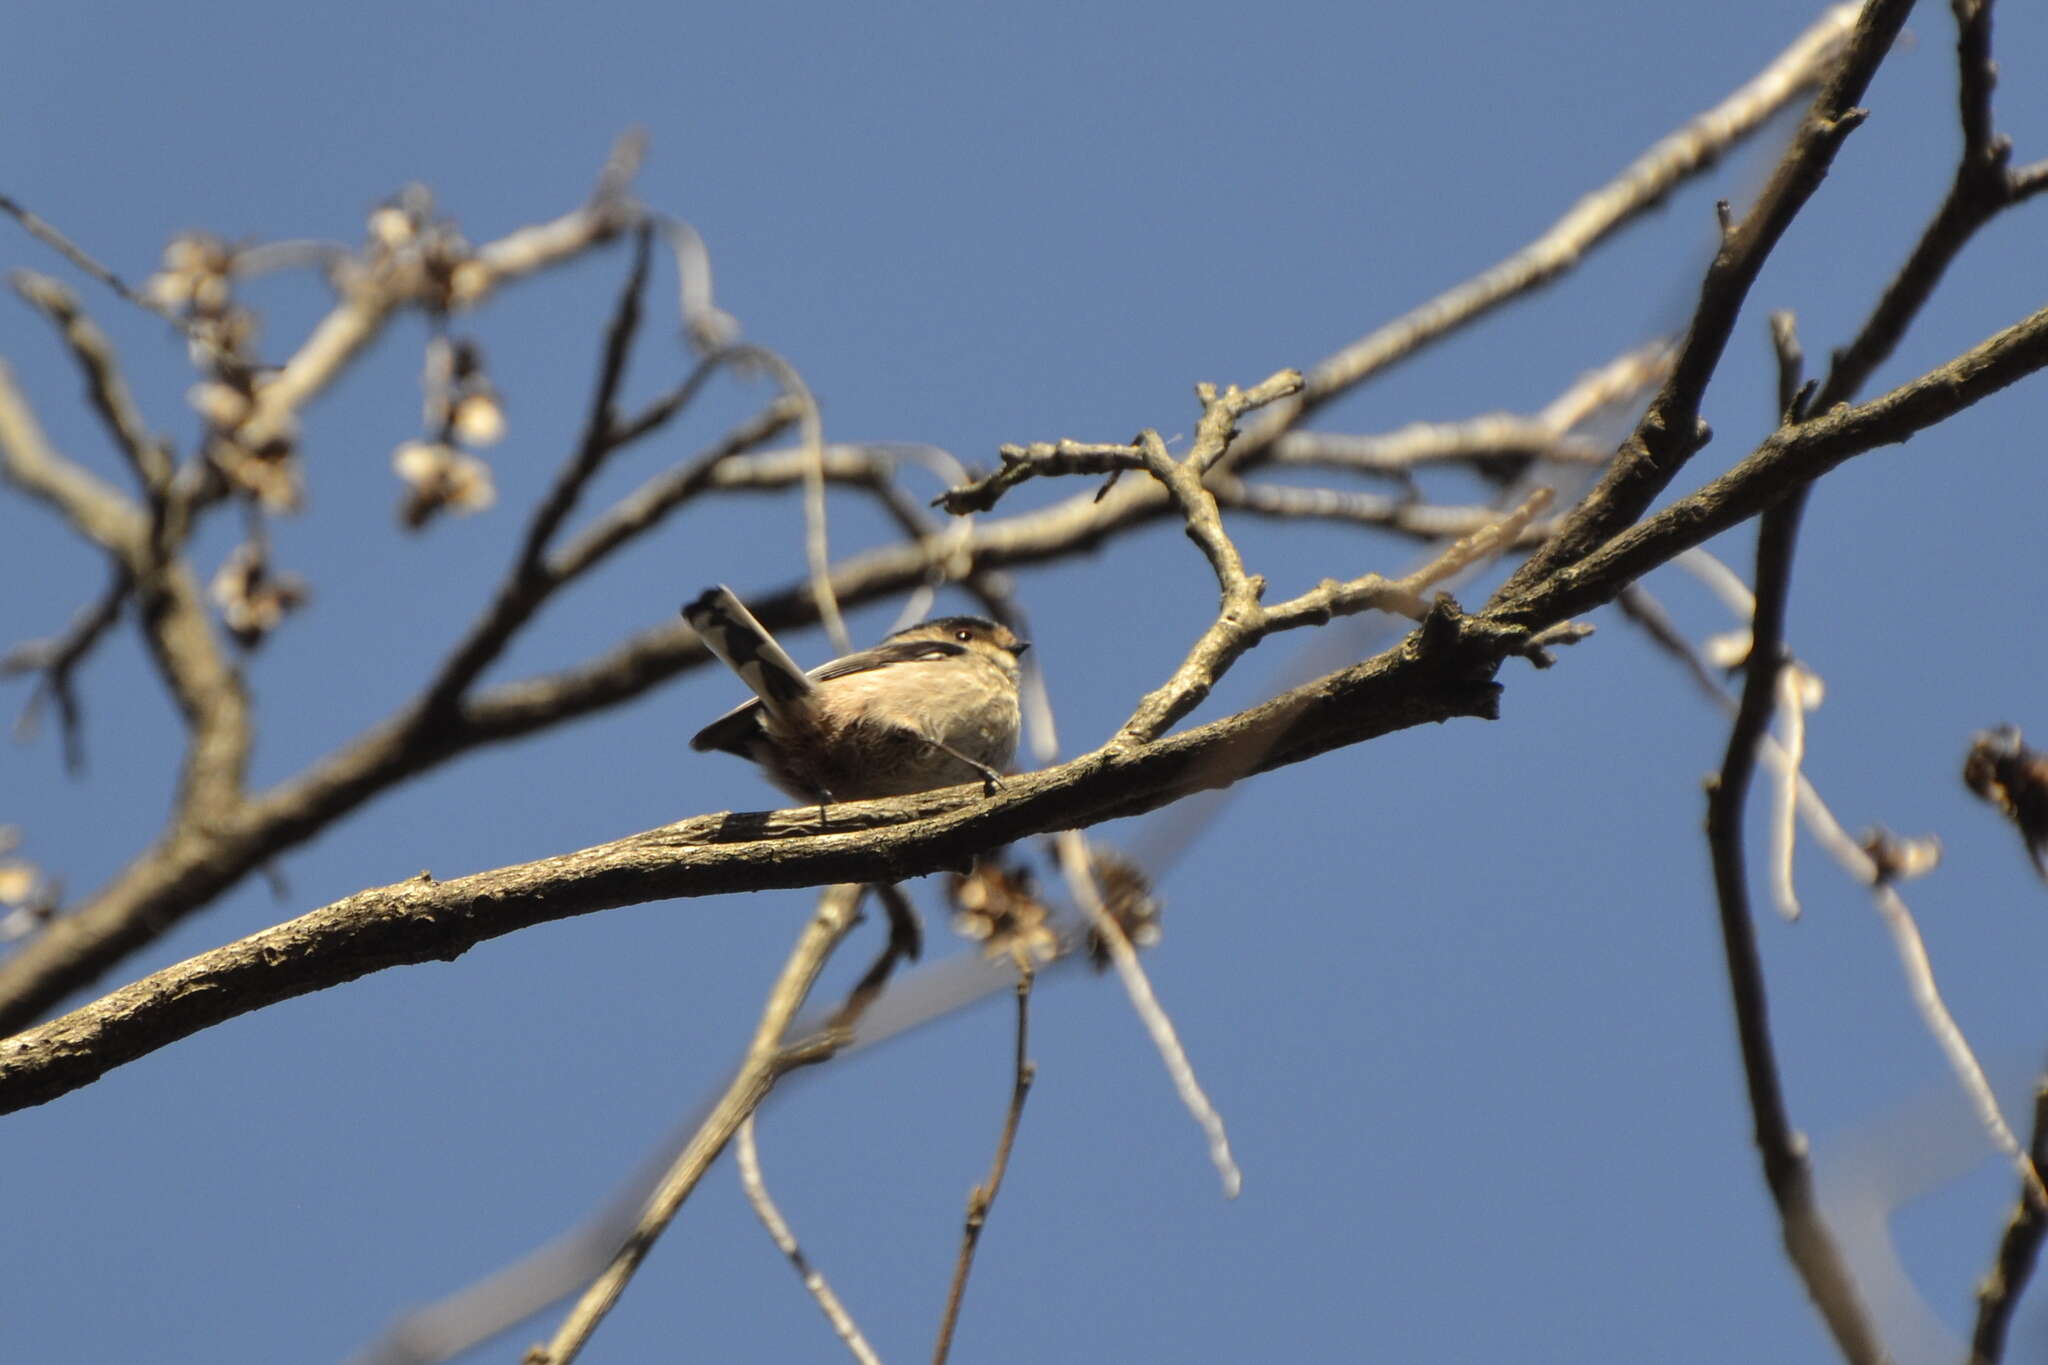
[6,2,2048,1362]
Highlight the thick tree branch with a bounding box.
[0,604,1511,1114]
[0,22,1853,1028]
[9,285,2041,1037]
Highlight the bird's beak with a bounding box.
[1011,640,1031,657]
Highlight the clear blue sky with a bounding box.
[6,2,2048,1361]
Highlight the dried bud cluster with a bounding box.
[1963,726,2048,881]
[209,542,309,648]
[150,234,301,512]
[361,185,492,312]
[0,826,58,941]
[394,334,502,528]
[1857,828,1942,885]
[950,862,1059,969]
[1084,849,1163,970]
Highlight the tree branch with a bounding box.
[0,604,1511,1114]
[1703,488,1890,1365]
[1971,1074,2048,1365]
[10,272,172,493]
[1223,4,1861,476]
[526,884,862,1365]
[1496,0,1911,605]
[1495,300,2048,628]
[0,20,1858,1029]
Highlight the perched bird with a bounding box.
[683,585,1028,804]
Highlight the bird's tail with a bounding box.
[681,585,815,723]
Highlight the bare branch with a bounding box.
[1210,479,1559,543]
[528,884,863,1365]
[1495,300,2048,629]
[1498,0,1910,605]
[1768,663,1820,921]
[1054,831,1237,1198]
[0,192,195,332]
[1225,5,1861,475]
[546,400,801,581]
[10,286,2041,1039]
[0,17,1866,1029]
[931,959,1034,1365]
[1631,585,2042,1213]
[0,361,149,555]
[1702,488,1890,1365]
[515,222,654,572]
[1119,482,1549,746]
[1971,1075,2048,1365]
[0,361,249,817]
[1803,0,2030,418]
[1272,340,1675,478]
[0,606,1513,1113]
[737,1116,885,1365]
[935,440,1148,516]
[1769,310,1808,422]
[229,163,635,462]
[2,566,131,773]
[10,272,172,491]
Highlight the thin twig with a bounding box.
[411,227,659,719]
[10,271,172,492]
[936,440,1150,515]
[0,192,197,335]
[1768,663,1817,921]
[516,221,654,571]
[931,958,1035,1365]
[1119,473,1550,746]
[1054,831,1240,1198]
[1769,310,1809,422]
[1,566,131,773]
[528,884,863,1365]
[736,1115,885,1365]
[1270,340,1674,478]
[546,401,799,581]
[1806,0,2019,416]
[776,349,850,653]
[657,215,740,352]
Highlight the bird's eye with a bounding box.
[955,628,973,642]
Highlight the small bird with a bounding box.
[683,585,1029,804]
